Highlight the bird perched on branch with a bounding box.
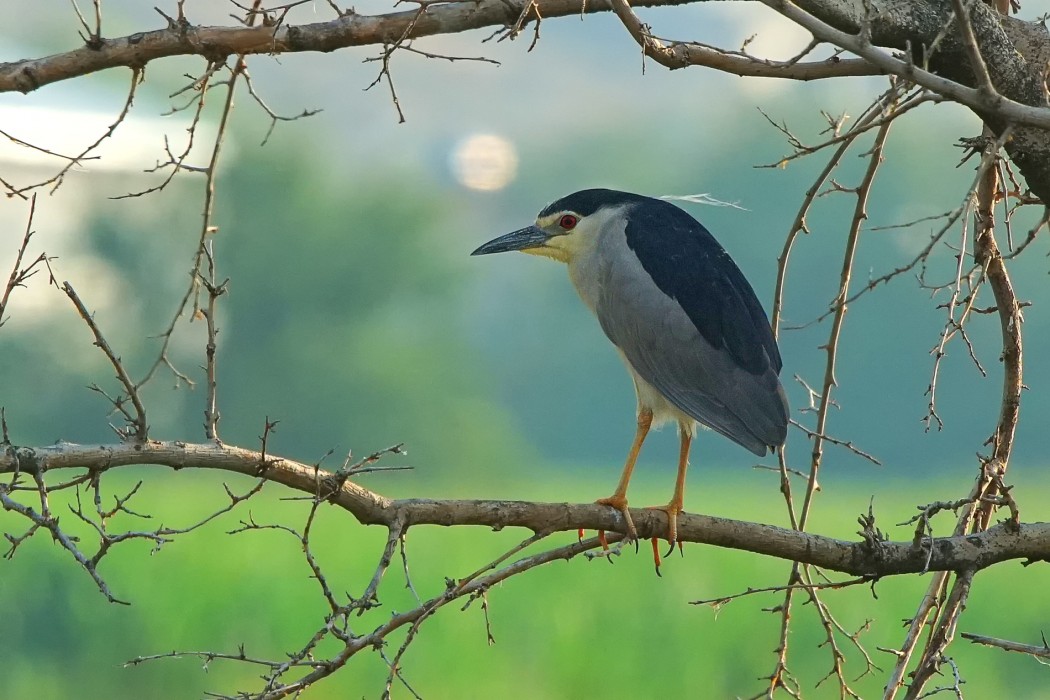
[472,189,788,567]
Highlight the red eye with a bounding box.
[559,214,578,230]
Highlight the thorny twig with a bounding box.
[1,469,127,604]
[789,419,881,466]
[761,93,897,699]
[0,195,49,328]
[61,281,149,442]
[887,125,1025,700]
[8,67,140,196]
[960,632,1050,661]
[691,574,876,609]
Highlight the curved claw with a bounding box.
[650,537,663,577]
[665,539,684,559]
[644,501,684,566]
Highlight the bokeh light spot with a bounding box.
[451,134,518,191]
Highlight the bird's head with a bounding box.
[471,189,627,264]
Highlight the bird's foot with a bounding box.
[644,501,684,575]
[581,495,642,563]
[595,494,638,551]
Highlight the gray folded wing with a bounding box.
[594,200,789,455]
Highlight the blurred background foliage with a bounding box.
[1,2,1049,698]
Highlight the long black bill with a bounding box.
[470,225,551,256]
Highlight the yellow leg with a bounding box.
[665,429,692,544]
[596,408,653,542]
[647,427,692,571]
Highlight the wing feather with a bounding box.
[594,199,788,454]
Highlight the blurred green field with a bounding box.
[4,464,1047,699]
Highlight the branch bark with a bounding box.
[4,0,1049,200]
[3,440,1049,577]
[0,0,698,93]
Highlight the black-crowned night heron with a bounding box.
[472,189,788,561]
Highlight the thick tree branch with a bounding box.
[0,0,697,94]
[0,1,1037,111]
[608,0,877,78]
[762,0,1050,128]
[770,0,1050,205]
[5,0,1050,204]
[3,440,1049,578]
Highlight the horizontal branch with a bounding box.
[0,0,1037,104]
[3,440,1049,577]
[0,0,698,94]
[608,0,877,79]
[960,631,1050,660]
[5,1,1049,203]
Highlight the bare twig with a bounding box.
[0,476,127,604]
[196,58,243,442]
[960,632,1050,660]
[0,195,48,328]
[61,282,149,441]
[886,130,1025,700]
